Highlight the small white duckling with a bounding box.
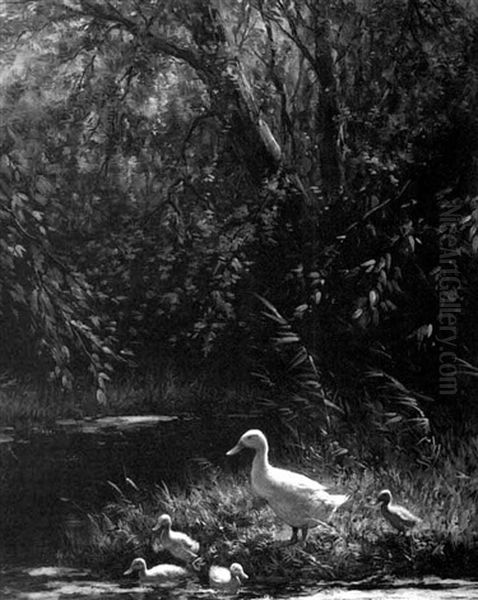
[208,562,249,592]
[376,489,421,533]
[152,513,200,562]
[123,557,190,585]
[227,429,349,542]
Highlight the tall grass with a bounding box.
[60,439,478,583]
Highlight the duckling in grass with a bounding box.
[376,489,421,533]
[123,557,191,585]
[227,429,349,543]
[152,513,200,562]
[208,563,249,592]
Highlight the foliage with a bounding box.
[0,147,118,398]
[0,0,477,438]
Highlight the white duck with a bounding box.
[376,489,421,533]
[227,429,349,542]
[123,557,190,585]
[208,563,249,592]
[152,513,200,562]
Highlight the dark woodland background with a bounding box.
[1,0,478,454]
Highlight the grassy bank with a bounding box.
[59,437,478,584]
[3,371,477,582]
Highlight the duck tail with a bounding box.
[337,493,350,506]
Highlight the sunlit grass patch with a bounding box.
[60,446,478,583]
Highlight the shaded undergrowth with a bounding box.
[59,441,478,585]
[0,369,257,430]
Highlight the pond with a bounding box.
[0,416,476,599]
[1,567,477,600]
[0,414,255,564]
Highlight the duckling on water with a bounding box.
[376,489,421,533]
[123,557,190,585]
[208,562,249,592]
[227,429,349,543]
[152,513,200,562]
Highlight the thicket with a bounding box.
[1,0,478,446]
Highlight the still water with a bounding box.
[1,567,477,600]
[0,417,476,599]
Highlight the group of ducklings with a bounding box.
[123,512,248,591]
[124,429,421,589]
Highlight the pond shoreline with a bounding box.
[1,565,477,600]
[1,414,477,586]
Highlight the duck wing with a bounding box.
[314,489,349,509]
[147,564,189,581]
[257,465,327,495]
[260,472,347,529]
[209,565,231,587]
[161,530,199,561]
[173,531,200,555]
[390,504,421,526]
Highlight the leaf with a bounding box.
[288,348,308,370]
[472,234,478,253]
[274,335,300,344]
[369,289,378,307]
[255,294,287,325]
[96,389,107,405]
[294,304,308,317]
[36,176,53,195]
[361,259,376,272]
[371,307,380,326]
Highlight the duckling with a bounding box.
[227,429,349,542]
[208,563,249,592]
[152,513,200,562]
[376,489,421,533]
[123,557,190,585]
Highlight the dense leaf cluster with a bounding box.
[1,0,477,436]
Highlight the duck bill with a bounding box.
[152,522,163,532]
[241,573,249,581]
[226,441,243,456]
[123,568,133,575]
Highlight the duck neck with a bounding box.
[252,438,269,474]
[160,522,170,541]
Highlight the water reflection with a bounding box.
[1,568,477,600]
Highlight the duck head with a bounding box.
[226,429,267,455]
[230,562,249,582]
[124,557,146,575]
[152,513,171,532]
[376,489,393,505]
